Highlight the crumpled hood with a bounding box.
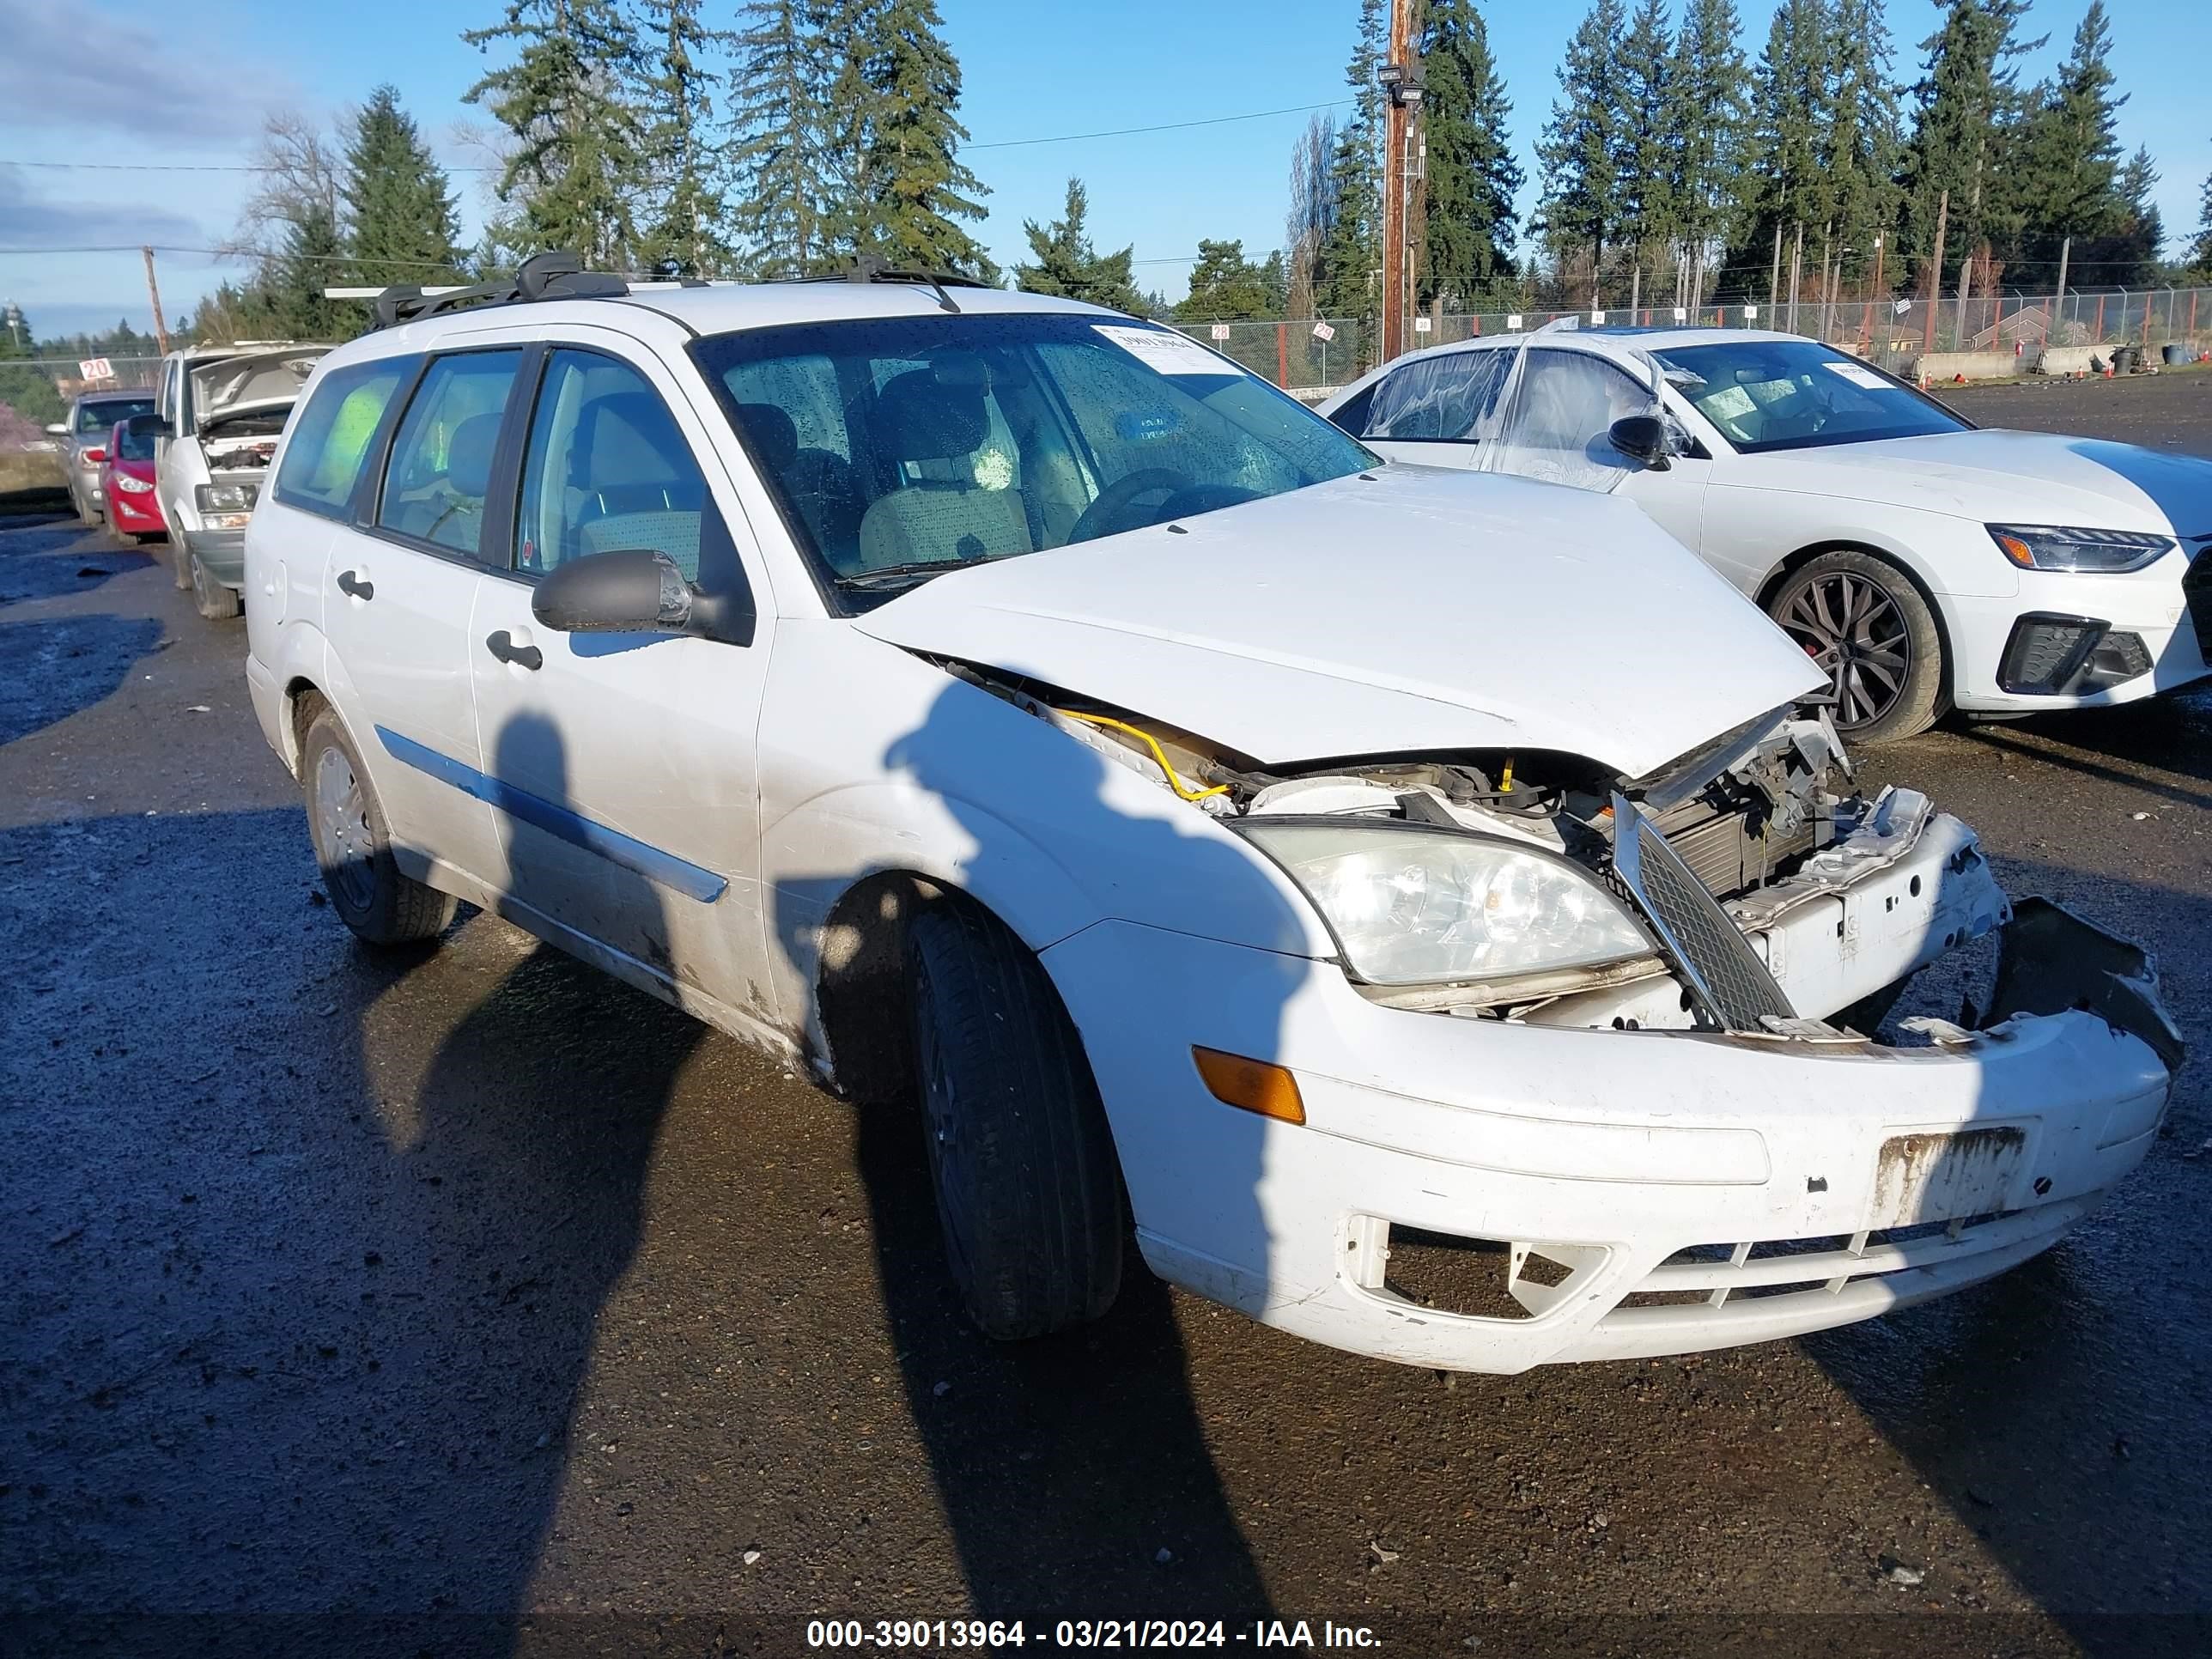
[854,466,1823,778]
[1728,428,2212,534]
[189,345,330,430]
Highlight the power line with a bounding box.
[967,100,1352,150]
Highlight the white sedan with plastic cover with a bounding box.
[246,263,2182,1374]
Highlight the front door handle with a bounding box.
[486,629,543,671]
[336,568,374,600]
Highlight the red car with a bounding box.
[99,415,167,542]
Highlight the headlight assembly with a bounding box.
[1238,819,1653,987]
[1987,524,2174,574]
[113,473,154,494]
[195,482,258,514]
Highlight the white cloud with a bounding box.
[0,0,297,143]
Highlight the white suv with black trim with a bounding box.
[244,257,2179,1373]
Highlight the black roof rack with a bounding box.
[766,253,991,313]
[368,251,630,331]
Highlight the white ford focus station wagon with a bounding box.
[245,255,2180,1374]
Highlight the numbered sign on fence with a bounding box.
[78,357,113,381]
[1209,324,1230,340]
[1505,314,1523,330]
[1311,322,1335,342]
[1742,306,1758,320]
[1589,310,1606,324]
[1671,307,1687,323]
[1413,315,1431,332]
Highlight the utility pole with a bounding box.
[1376,0,1422,365]
[1768,222,1783,313]
[2052,235,2070,343]
[1817,220,1832,343]
[1955,247,1973,350]
[1923,189,1948,356]
[1788,222,1803,335]
[141,246,170,356]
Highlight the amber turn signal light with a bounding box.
[1192,1047,1305,1125]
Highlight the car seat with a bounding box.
[854,368,1031,572]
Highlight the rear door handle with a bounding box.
[486,629,543,671]
[336,569,374,600]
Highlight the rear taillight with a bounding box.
[84,447,106,462]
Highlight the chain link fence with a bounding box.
[1172,286,2212,398]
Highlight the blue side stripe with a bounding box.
[374,724,728,905]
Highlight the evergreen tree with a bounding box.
[633,0,730,275]
[844,0,994,276]
[1668,0,1750,305]
[1897,0,2041,293]
[726,0,826,273]
[1418,0,1522,309]
[464,0,646,269]
[1174,240,1276,321]
[1730,0,1835,301]
[343,86,468,291]
[2011,1,2124,277]
[1316,0,1385,324]
[1614,0,1678,291]
[2193,160,2212,277]
[1013,178,1143,313]
[1534,0,1627,299]
[1825,0,1903,289]
[2101,146,2163,287]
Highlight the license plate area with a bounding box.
[1869,1127,2027,1229]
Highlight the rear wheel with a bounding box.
[75,485,99,526]
[906,902,1123,1340]
[1767,550,1945,744]
[189,546,242,620]
[298,701,456,948]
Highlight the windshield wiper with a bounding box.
[830,560,978,592]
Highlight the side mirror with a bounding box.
[45,422,67,436]
[531,548,754,647]
[1608,414,1672,471]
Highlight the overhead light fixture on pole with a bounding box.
[1376,1,1424,368]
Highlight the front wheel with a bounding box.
[298,701,457,948]
[188,546,242,620]
[906,902,1123,1340]
[1767,550,1946,743]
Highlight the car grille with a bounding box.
[2184,544,2212,659]
[1613,796,1796,1032]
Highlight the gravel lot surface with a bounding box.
[3,372,2209,1657]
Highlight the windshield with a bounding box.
[78,398,153,434]
[1653,341,1967,453]
[691,312,1375,602]
[113,419,157,461]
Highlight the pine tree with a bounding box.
[2193,161,2212,277]
[246,197,350,341]
[1316,0,1385,324]
[343,86,468,291]
[726,0,825,274]
[2102,146,2163,288]
[1825,0,1902,290]
[464,0,646,270]
[844,0,994,276]
[1731,0,1835,302]
[1534,0,1627,301]
[1614,0,1677,295]
[1174,240,1276,321]
[2011,1,2124,278]
[1013,178,1143,313]
[1897,0,2041,294]
[1418,0,1522,309]
[1668,0,1750,306]
[633,0,730,276]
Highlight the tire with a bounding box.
[905,902,1123,1340]
[189,546,243,620]
[298,700,457,948]
[76,486,99,527]
[1766,550,1946,744]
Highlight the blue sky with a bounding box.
[2,0,2206,344]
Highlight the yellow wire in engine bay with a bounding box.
[1054,710,1231,802]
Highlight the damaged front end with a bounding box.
[953,657,2182,1082]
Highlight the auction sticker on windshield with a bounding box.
[1825,360,1894,392]
[1095,325,1243,377]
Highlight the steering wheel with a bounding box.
[1158,482,1260,520]
[1067,468,1193,544]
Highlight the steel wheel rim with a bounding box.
[313,745,377,913]
[1779,571,1912,728]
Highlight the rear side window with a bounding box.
[276,358,414,520]
[78,399,153,434]
[1359,350,1510,441]
[514,349,710,580]
[375,350,523,558]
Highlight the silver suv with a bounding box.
[50,388,156,526]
